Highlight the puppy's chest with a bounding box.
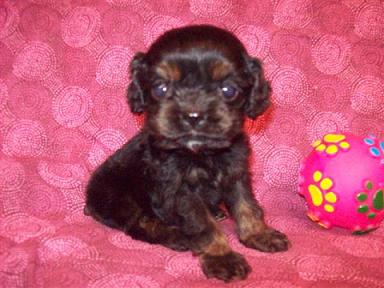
[183,159,223,188]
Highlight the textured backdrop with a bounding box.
[0,0,384,287]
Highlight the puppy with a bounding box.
[85,25,289,282]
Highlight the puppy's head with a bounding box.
[127,25,270,152]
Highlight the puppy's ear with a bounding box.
[127,52,147,114]
[243,56,270,119]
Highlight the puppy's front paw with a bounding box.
[241,228,290,253]
[201,251,251,282]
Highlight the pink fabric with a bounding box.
[1,0,383,287]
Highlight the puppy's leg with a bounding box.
[176,193,251,282]
[224,180,290,252]
[128,216,190,251]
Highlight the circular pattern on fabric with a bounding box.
[265,108,307,146]
[355,3,384,40]
[311,35,351,75]
[72,261,108,280]
[0,3,19,39]
[13,41,56,81]
[35,263,88,288]
[263,146,301,187]
[0,213,53,243]
[64,202,91,225]
[232,0,272,26]
[351,77,384,115]
[0,42,13,77]
[62,48,96,86]
[316,3,353,35]
[308,76,349,111]
[108,232,159,251]
[0,159,25,192]
[49,127,91,162]
[62,7,101,48]
[38,236,98,263]
[351,40,384,77]
[243,281,300,288]
[248,148,267,186]
[92,88,129,129]
[0,79,8,111]
[273,0,313,29]
[296,255,356,281]
[351,116,384,138]
[52,86,92,128]
[143,15,184,48]
[94,128,127,151]
[306,112,349,143]
[87,143,109,170]
[165,254,202,278]
[271,66,309,106]
[88,274,160,288]
[268,216,316,235]
[19,4,60,41]
[189,0,233,18]
[8,82,51,119]
[3,120,47,157]
[331,236,384,258]
[247,257,297,281]
[96,46,132,88]
[0,248,29,274]
[166,280,232,288]
[259,186,303,215]
[270,31,311,67]
[309,278,377,288]
[106,0,144,7]
[101,9,143,48]
[235,25,270,59]
[21,179,65,217]
[37,161,87,189]
[148,0,190,17]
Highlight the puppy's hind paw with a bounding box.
[201,251,251,282]
[241,228,290,253]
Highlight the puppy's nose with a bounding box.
[184,112,204,127]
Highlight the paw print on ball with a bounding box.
[312,133,350,156]
[356,180,384,219]
[363,135,384,164]
[308,171,337,213]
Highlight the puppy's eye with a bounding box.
[221,85,238,100]
[152,83,168,98]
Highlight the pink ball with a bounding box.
[299,133,384,234]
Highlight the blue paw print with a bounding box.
[364,135,384,164]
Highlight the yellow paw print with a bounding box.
[312,134,350,156]
[308,171,337,213]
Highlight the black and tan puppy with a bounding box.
[85,25,289,282]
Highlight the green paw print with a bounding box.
[356,180,384,219]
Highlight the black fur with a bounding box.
[85,25,289,282]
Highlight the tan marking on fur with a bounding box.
[204,230,231,256]
[200,217,231,256]
[215,101,235,132]
[235,200,266,241]
[210,61,232,80]
[186,167,209,184]
[156,62,181,81]
[139,217,160,236]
